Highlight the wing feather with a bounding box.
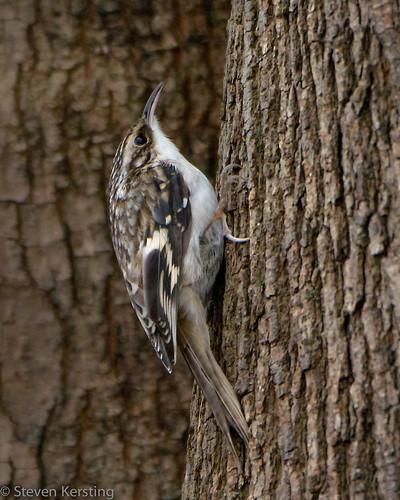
[126,163,191,372]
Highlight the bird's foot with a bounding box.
[203,164,250,242]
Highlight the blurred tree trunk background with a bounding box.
[0,1,230,499]
[182,0,400,499]
[2,1,400,499]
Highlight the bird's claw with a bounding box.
[219,164,246,200]
[202,164,250,242]
[224,224,250,243]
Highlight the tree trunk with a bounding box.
[182,1,400,498]
[0,1,230,499]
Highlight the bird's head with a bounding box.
[113,82,181,175]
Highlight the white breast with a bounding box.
[152,120,224,296]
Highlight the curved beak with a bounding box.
[142,82,165,126]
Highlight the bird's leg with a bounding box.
[203,164,250,243]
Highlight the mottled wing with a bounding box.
[129,163,191,372]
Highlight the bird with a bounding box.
[108,82,249,467]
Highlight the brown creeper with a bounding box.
[108,83,249,465]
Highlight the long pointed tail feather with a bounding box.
[177,288,249,468]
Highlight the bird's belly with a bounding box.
[182,219,223,303]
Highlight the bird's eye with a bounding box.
[134,134,147,146]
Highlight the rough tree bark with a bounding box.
[182,1,400,499]
[0,1,230,499]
